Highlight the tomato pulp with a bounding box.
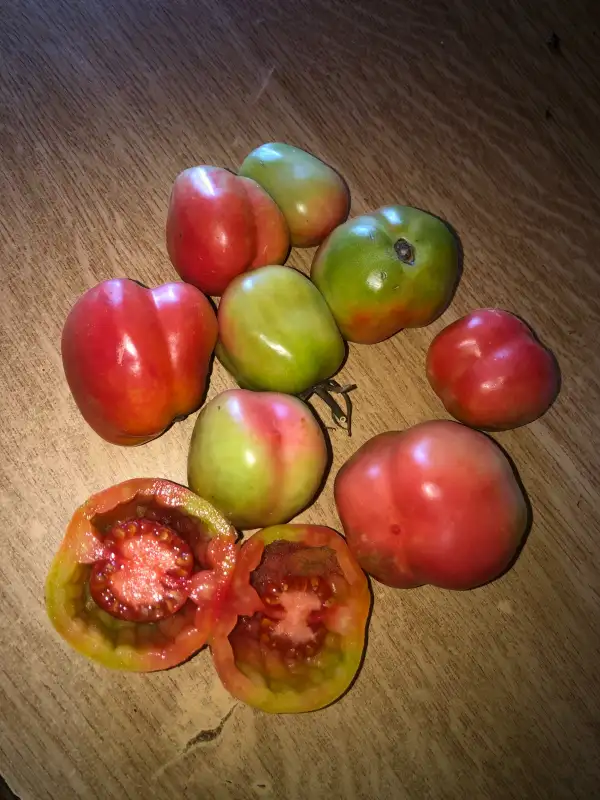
[211,525,371,713]
[45,479,257,671]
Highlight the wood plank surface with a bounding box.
[1,1,599,798]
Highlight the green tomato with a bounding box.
[217,266,346,395]
[188,389,328,530]
[239,143,350,248]
[311,205,459,344]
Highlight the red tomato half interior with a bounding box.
[77,500,220,644]
[229,541,349,688]
[90,519,194,622]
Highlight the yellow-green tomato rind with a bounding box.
[217,266,346,394]
[187,390,328,530]
[311,205,459,343]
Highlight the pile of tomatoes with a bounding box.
[46,143,560,714]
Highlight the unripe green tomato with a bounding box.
[187,389,328,530]
[239,143,350,247]
[216,266,346,395]
[311,205,459,344]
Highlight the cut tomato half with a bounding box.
[210,524,371,713]
[45,478,256,671]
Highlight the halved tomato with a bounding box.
[45,479,259,671]
[210,524,371,713]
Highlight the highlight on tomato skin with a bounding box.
[426,308,561,430]
[45,479,250,672]
[210,524,371,714]
[61,278,218,446]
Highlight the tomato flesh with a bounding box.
[89,519,194,622]
[46,479,239,671]
[227,539,352,690]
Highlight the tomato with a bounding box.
[216,266,346,395]
[45,479,258,671]
[334,421,528,590]
[311,205,459,343]
[210,524,370,713]
[426,308,560,430]
[166,166,290,296]
[239,143,350,248]
[62,279,217,445]
[188,390,328,530]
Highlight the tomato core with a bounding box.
[89,519,194,622]
[229,539,347,681]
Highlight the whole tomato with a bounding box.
[311,205,459,343]
[211,524,370,713]
[45,479,261,671]
[239,143,350,247]
[188,390,328,530]
[426,308,560,430]
[217,266,346,395]
[334,421,528,590]
[62,279,217,445]
[166,166,290,296]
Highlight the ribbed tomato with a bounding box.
[62,279,217,445]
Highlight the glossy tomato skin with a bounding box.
[426,308,560,430]
[311,205,459,343]
[45,479,245,671]
[239,143,350,248]
[217,266,346,394]
[334,421,528,590]
[188,390,328,530]
[210,524,370,714]
[166,166,290,296]
[62,279,217,445]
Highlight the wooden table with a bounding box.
[2,1,599,798]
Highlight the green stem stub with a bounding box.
[299,380,357,436]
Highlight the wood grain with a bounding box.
[1,0,600,798]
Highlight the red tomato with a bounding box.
[426,308,560,430]
[166,166,290,296]
[211,524,371,713]
[334,421,528,590]
[62,278,217,445]
[45,479,251,671]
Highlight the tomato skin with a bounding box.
[61,279,217,445]
[426,308,560,430]
[334,421,528,590]
[188,390,328,530]
[166,166,290,296]
[217,266,346,394]
[311,205,459,343]
[45,479,244,671]
[211,524,370,714]
[239,143,350,248]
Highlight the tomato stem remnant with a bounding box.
[394,238,415,265]
[299,380,357,436]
